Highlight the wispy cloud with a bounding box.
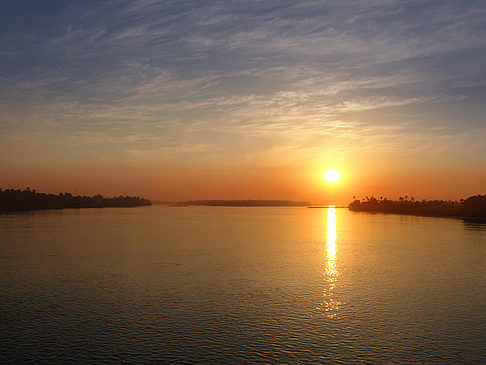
[1,0,485,169]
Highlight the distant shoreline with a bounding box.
[154,199,311,207]
[307,205,347,209]
[4,189,485,220]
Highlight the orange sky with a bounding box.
[1,160,485,204]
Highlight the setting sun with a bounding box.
[324,169,341,183]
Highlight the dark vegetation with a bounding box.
[0,188,151,212]
[349,195,486,219]
[181,199,310,207]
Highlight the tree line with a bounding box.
[348,195,486,218]
[0,188,151,211]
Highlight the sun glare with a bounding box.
[324,169,340,183]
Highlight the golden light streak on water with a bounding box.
[320,206,343,318]
[327,206,337,265]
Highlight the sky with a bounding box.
[1,0,485,203]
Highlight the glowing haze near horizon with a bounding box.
[1,0,485,203]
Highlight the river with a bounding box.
[1,206,485,363]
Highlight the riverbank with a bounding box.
[0,188,151,212]
[348,195,486,219]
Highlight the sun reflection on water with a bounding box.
[317,206,344,318]
[326,206,337,280]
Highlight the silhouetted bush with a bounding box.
[462,195,486,217]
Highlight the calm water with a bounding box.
[1,206,485,363]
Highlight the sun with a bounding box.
[324,169,340,183]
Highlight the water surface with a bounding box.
[1,206,485,363]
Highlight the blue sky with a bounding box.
[1,0,485,200]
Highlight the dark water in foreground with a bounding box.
[1,206,485,363]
